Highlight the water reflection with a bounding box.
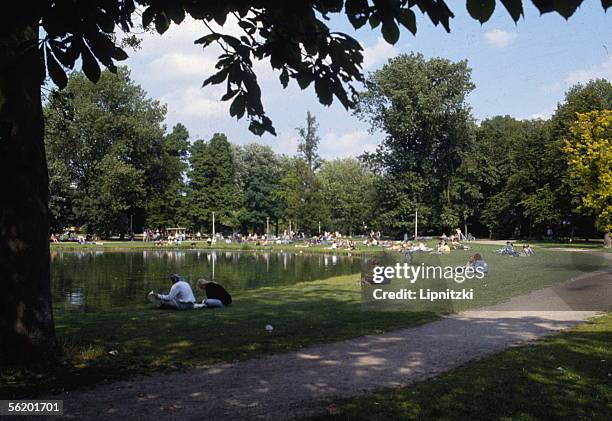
[51,250,365,313]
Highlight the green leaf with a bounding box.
[165,4,185,24]
[279,68,289,88]
[500,0,524,22]
[381,21,400,45]
[110,47,129,61]
[467,0,496,24]
[80,42,101,83]
[314,78,333,105]
[155,13,170,34]
[142,7,155,28]
[45,46,68,89]
[345,0,370,29]
[221,89,239,101]
[229,95,246,119]
[194,33,221,47]
[398,9,417,35]
[248,120,265,136]
[369,13,381,29]
[295,72,313,89]
[532,0,582,19]
[202,67,230,87]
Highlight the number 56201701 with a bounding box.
[1,400,63,416]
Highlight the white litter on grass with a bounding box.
[265,324,274,332]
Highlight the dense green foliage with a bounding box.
[23,1,606,138]
[359,53,475,233]
[45,68,167,235]
[357,55,611,239]
[46,67,611,240]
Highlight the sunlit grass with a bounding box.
[313,313,612,421]
[2,245,607,399]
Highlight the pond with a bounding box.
[50,249,365,312]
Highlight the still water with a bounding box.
[50,250,364,312]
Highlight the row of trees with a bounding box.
[358,54,610,241]
[46,60,610,241]
[45,69,375,237]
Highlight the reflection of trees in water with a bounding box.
[51,250,363,312]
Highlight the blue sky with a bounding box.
[125,2,611,158]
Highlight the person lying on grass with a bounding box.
[148,274,196,310]
[195,279,233,309]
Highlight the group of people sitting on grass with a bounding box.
[497,242,535,257]
[148,274,232,310]
[429,238,471,254]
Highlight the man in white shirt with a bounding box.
[148,274,196,310]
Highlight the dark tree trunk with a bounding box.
[0,24,57,363]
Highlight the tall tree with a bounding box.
[296,111,322,171]
[276,156,324,234]
[545,79,612,237]
[563,110,612,247]
[318,158,375,235]
[146,123,190,229]
[188,134,243,233]
[2,0,606,363]
[44,68,167,237]
[359,53,475,235]
[234,143,283,233]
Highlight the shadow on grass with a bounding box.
[16,314,609,420]
[0,275,437,398]
[311,314,612,421]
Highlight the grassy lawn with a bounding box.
[0,274,438,398]
[363,245,609,312]
[313,312,612,421]
[2,246,607,399]
[535,242,612,252]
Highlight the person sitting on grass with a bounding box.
[467,253,488,274]
[498,241,516,256]
[148,274,196,310]
[431,240,451,255]
[195,279,232,308]
[441,241,451,254]
[520,244,535,256]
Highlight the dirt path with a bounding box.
[51,254,611,421]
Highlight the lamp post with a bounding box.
[266,216,270,239]
[212,211,216,240]
[414,207,418,241]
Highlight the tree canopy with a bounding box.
[44,68,168,236]
[563,110,612,237]
[11,1,609,137]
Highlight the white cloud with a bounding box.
[319,130,379,159]
[565,56,612,85]
[525,111,551,120]
[362,37,398,69]
[162,87,228,120]
[484,29,517,48]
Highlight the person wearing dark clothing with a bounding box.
[196,279,232,308]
